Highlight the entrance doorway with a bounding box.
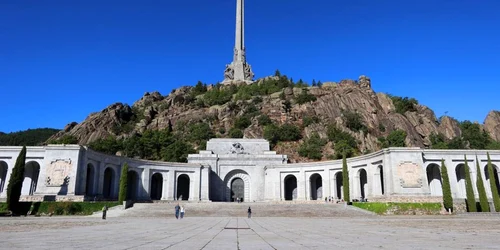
[177,174,190,200]
[231,178,244,202]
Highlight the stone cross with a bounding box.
[223,0,254,84]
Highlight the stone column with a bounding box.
[167,170,175,200]
[200,166,210,201]
[298,170,306,200]
[161,172,169,200]
[97,162,106,196]
[141,168,150,200]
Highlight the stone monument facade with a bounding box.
[1,140,500,203]
[223,0,254,84]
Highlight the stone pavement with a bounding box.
[1,215,500,249]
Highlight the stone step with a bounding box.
[112,202,375,218]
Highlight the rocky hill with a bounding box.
[48,75,500,162]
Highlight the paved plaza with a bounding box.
[1,215,499,249]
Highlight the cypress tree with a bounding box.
[475,156,489,212]
[440,159,453,212]
[464,155,476,212]
[342,154,350,203]
[6,146,27,214]
[118,162,129,203]
[487,153,500,212]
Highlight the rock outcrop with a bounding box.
[484,111,500,141]
[48,75,499,161]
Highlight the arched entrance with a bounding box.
[127,170,139,200]
[310,173,322,200]
[0,161,7,193]
[485,164,500,196]
[284,175,297,201]
[358,169,367,199]
[335,172,343,199]
[426,164,443,196]
[177,174,190,200]
[224,170,250,202]
[23,161,40,195]
[455,164,466,198]
[103,167,115,199]
[150,173,163,200]
[231,178,244,202]
[85,163,95,196]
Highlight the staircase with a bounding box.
[100,201,375,218]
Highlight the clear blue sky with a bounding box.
[1,0,499,133]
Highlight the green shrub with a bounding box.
[298,132,326,160]
[228,128,244,138]
[487,153,500,212]
[464,156,477,212]
[278,124,302,141]
[389,95,418,114]
[7,146,26,213]
[475,157,489,212]
[257,115,272,126]
[118,162,129,203]
[440,159,453,212]
[234,116,252,129]
[379,130,407,148]
[295,88,317,104]
[342,154,350,202]
[342,110,366,132]
[302,116,320,127]
[430,133,449,149]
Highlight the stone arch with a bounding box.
[0,161,7,193]
[426,163,443,196]
[284,174,297,201]
[85,163,96,196]
[127,170,140,200]
[224,170,250,202]
[334,172,343,199]
[150,173,163,200]
[357,169,368,199]
[455,164,466,198]
[103,167,116,199]
[484,163,500,196]
[309,173,322,200]
[23,161,40,195]
[177,174,190,200]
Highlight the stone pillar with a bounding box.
[97,162,106,196]
[161,172,169,200]
[167,170,175,200]
[298,170,306,200]
[200,166,210,201]
[141,168,150,200]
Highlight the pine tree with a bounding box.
[464,155,476,212]
[7,146,27,213]
[440,159,453,212]
[342,154,350,203]
[118,162,129,203]
[475,156,489,212]
[487,153,500,212]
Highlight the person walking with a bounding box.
[247,206,252,219]
[175,203,180,219]
[102,205,108,220]
[180,205,185,219]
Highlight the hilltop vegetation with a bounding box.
[0,128,60,146]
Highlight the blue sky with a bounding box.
[1,0,499,133]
